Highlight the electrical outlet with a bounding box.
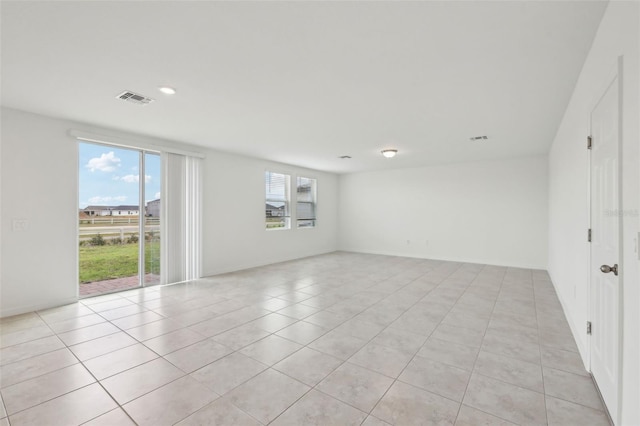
[12,219,29,232]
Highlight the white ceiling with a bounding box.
[1,1,607,173]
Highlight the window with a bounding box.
[296,176,316,228]
[265,171,290,229]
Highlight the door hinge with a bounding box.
[587,135,592,149]
[588,228,592,242]
[587,321,592,335]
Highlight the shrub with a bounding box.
[111,237,123,245]
[127,234,139,244]
[90,234,106,246]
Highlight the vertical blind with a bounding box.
[162,153,202,283]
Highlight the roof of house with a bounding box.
[266,203,284,210]
[83,205,140,211]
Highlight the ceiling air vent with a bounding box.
[339,155,352,159]
[469,135,489,141]
[116,91,154,105]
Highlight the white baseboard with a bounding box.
[202,249,338,278]
[547,269,590,371]
[0,297,79,319]
[337,247,548,271]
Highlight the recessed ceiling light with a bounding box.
[381,149,398,158]
[158,86,176,95]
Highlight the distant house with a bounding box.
[83,206,111,216]
[266,203,285,217]
[112,205,139,216]
[146,199,161,217]
[83,205,140,216]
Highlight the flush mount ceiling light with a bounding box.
[381,149,398,158]
[158,86,177,95]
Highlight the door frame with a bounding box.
[76,138,162,298]
[587,55,624,425]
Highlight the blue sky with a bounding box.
[79,142,161,208]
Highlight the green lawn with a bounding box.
[79,242,160,283]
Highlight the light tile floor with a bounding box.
[0,252,611,425]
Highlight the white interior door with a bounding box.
[589,74,620,423]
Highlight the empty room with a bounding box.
[0,1,638,425]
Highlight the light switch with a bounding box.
[12,219,28,231]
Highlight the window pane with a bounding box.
[78,142,141,297]
[266,172,288,201]
[296,177,316,228]
[297,202,315,219]
[266,171,290,229]
[144,152,161,286]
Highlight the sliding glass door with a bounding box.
[143,152,161,286]
[78,141,161,297]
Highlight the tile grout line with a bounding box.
[444,264,507,424]
[253,271,399,425]
[360,262,469,423]
[43,310,139,425]
[459,269,554,425]
[46,296,234,425]
[531,269,550,426]
[2,255,598,426]
[263,260,453,424]
[6,311,136,425]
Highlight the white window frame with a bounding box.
[265,170,291,230]
[296,176,317,229]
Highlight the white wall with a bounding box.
[0,108,339,317]
[201,153,337,276]
[338,155,548,269]
[547,2,639,425]
[1,109,79,317]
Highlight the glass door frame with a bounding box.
[140,150,162,288]
[77,138,162,297]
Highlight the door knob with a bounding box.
[600,264,618,276]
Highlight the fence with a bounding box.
[79,218,160,242]
[79,217,160,226]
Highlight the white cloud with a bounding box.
[120,174,151,183]
[154,192,161,199]
[88,195,127,204]
[86,152,121,172]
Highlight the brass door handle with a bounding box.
[600,264,618,276]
